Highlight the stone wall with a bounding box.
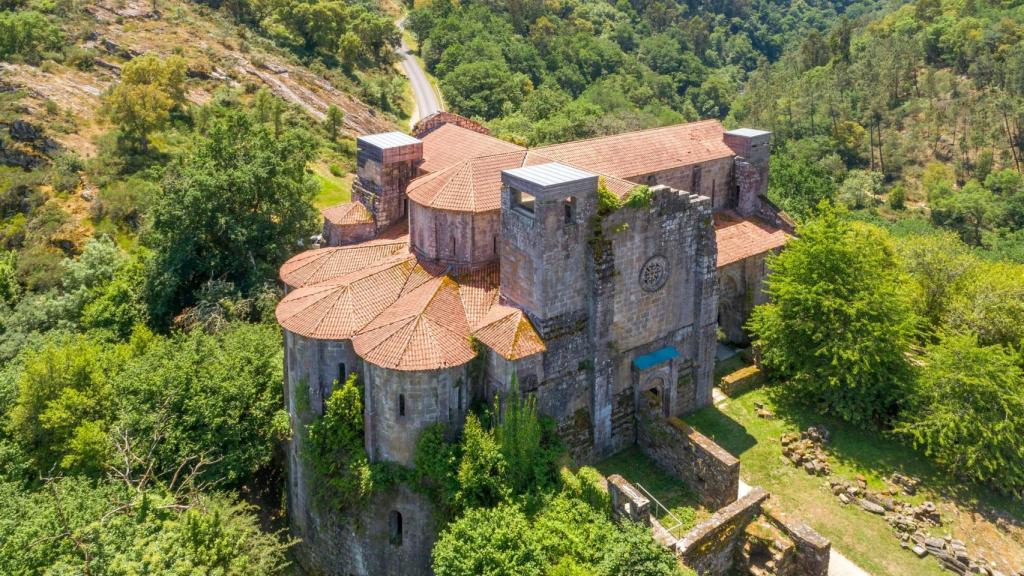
[409,202,500,267]
[412,111,490,138]
[636,392,739,509]
[763,503,831,576]
[323,219,377,246]
[283,332,438,576]
[363,362,469,466]
[676,488,770,576]
[628,157,734,212]
[608,474,652,524]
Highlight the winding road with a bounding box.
[396,18,443,125]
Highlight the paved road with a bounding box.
[396,19,442,125]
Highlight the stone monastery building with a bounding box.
[275,112,793,575]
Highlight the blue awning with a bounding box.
[632,347,679,371]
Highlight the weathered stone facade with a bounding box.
[277,118,797,575]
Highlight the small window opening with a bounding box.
[399,394,406,417]
[493,235,498,255]
[450,236,457,257]
[337,363,346,385]
[389,510,403,546]
[564,197,575,224]
[512,188,535,214]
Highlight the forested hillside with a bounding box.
[0,0,406,570]
[406,0,899,145]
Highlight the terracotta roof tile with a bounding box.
[474,305,546,360]
[279,242,408,289]
[321,202,373,225]
[419,123,524,174]
[714,211,790,268]
[275,256,416,339]
[353,277,477,371]
[409,151,526,213]
[535,120,734,180]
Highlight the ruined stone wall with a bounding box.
[283,331,437,576]
[584,185,717,456]
[409,202,499,267]
[718,252,772,346]
[763,504,831,576]
[676,488,770,576]
[636,392,740,509]
[364,362,469,466]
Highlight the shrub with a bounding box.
[896,334,1024,493]
[432,504,545,576]
[304,373,376,506]
[0,11,62,63]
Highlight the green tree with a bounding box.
[6,334,110,475]
[0,478,291,575]
[896,334,1024,492]
[748,207,918,426]
[897,231,976,330]
[111,323,285,487]
[104,55,187,152]
[144,107,318,322]
[442,60,531,120]
[944,261,1024,349]
[432,504,544,576]
[324,104,345,142]
[767,151,836,221]
[0,11,62,62]
[456,413,508,509]
[598,521,690,576]
[930,180,1002,246]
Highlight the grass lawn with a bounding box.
[311,164,353,210]
[594,447,708,538]
[687,386,1024,576]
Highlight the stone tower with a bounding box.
[498,162,597,331]
[352,132,423,230]
[723,128,771,217]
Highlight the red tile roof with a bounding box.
[276,251,544,370]
[475,305,547,360]
[279,242,408,289]
[534,120,734,180]
[353,277,477,371]
[408,150,637,213]
[419,123,524,174]
[714,211,790,268]
[321,202,373,226]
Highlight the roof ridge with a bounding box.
[533,119,723,150]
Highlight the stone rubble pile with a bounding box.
[780,426,830,477]
[828,475,1023,576]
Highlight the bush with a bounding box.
[304,373,376,506]
[748,206,918,426]
[0,11,62,63]
[896,334,1024,493]
[432,504,545,576]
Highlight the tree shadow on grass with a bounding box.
[683,404,758,458]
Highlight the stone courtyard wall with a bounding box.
[636,391,739,509]
[676,487,770,576]
[763,503,831,576]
